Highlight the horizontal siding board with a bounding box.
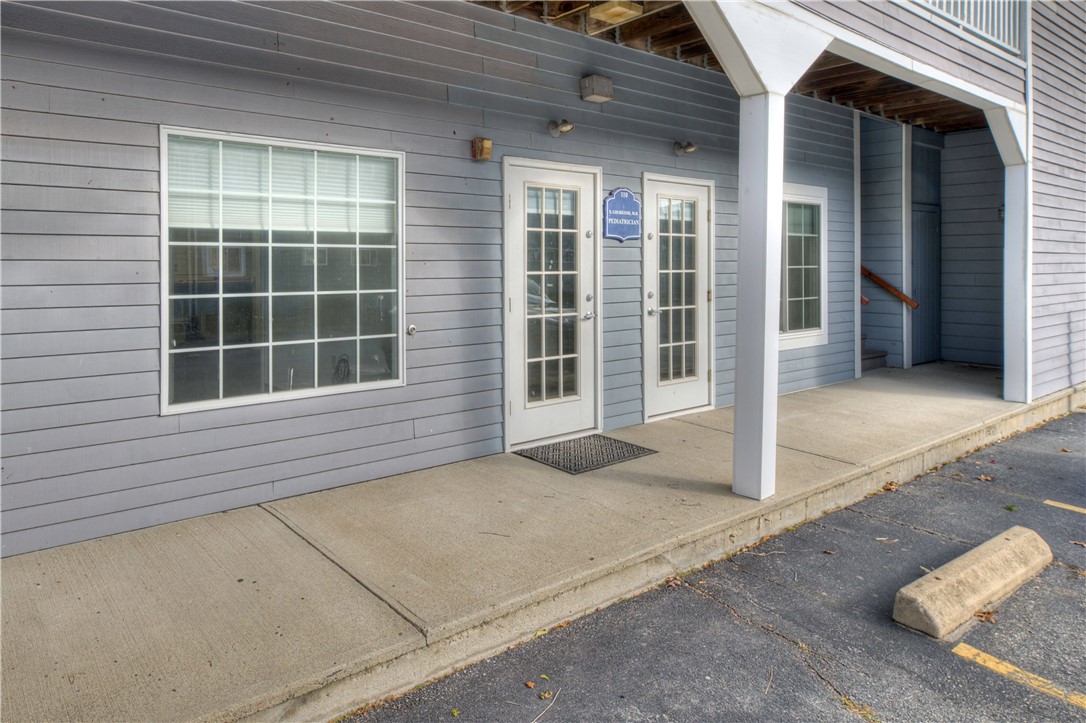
[1,284,159,309]
[1,235,159,262]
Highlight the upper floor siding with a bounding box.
[1030,0,1086,398]
[793,0,1027,106]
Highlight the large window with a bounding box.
[780,184,829,350]
[162,130,403,411]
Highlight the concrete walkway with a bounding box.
[2,363,1082,723]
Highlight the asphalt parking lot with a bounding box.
[355,412,1085,722]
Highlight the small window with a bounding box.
[162,130,404,411]
[780,184,829,350]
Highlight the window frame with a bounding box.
[779,183,830,351]
[159,126,406,415]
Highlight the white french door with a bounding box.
[505,159,600,448]
[643,174,713,420]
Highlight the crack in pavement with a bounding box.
[678,579,880,719]
[843,507,975,545]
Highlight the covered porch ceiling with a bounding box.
[471,0,988,133]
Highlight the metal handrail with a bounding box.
[861,266,919,309]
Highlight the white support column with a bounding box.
[1003,162,1032,403]
[733,92,787,500]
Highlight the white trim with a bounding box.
[159,126,406,415]
[767,0,1026,115]
[1002,6,1033,404]
[902,124,913,369]
[501,156,604,451]
[853,110,863,378]
[779,182,830,352]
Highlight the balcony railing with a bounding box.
[915,0,1023,54]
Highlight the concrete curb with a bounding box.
[892,526,1053,639]
[246,382,1084,722]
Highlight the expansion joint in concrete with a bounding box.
[257,504,431,642]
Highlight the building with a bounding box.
[1,0,1083,556]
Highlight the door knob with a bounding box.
[582,310,596,320]
[647,307,657,316]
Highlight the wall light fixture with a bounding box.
[549,119,575,137]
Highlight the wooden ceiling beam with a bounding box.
[586,1,684,37]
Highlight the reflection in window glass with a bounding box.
[166,133,401,407]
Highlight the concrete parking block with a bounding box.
[892,526,1053,638]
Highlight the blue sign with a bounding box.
[603,187,642,242]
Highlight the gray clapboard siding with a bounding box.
[1,284,158,309]
[1031,1,1086,397]
[860,117,905,367]
[0,0,855,556]
[779,97,857,393]
[793,0,1025,103]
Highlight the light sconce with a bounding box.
[580,74,614,103]
[674,141,698,156]
[549,119,575,137]
[471,137,492,161]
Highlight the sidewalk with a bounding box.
[2,363,1083,723]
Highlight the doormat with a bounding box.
[514,434,657,475]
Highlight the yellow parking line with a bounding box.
[952,643,1086,710]
[1044,499,1086,515]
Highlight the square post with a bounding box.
[733,92,786,500]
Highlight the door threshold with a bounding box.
[645,404,715,424]
[507,427,602,453]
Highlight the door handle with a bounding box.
[647,307,657,316]
[582,310,596,320]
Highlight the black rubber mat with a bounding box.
[514,434,657,475]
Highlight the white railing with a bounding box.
[915,0,1023,54]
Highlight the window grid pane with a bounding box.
[167,135,400,406]
[781,202,821,333]
[525,184,579,403]
[657,195,698,383]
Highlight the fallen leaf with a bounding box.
[524,681,536,689]
[451,708,460,718]
[665,576,681,588]
[540,674,550,681]
[1004,504,1018,512]
[539,690,553,700]
[533,628,548,639]
[974,609,998,624]
[698,580,708,585]
[920,565,932,573]
[1070,541,1086,548]
[978,475,993,481]
[822,549,836,555]
[1060,448,1072,453]
[882,481,900,492]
